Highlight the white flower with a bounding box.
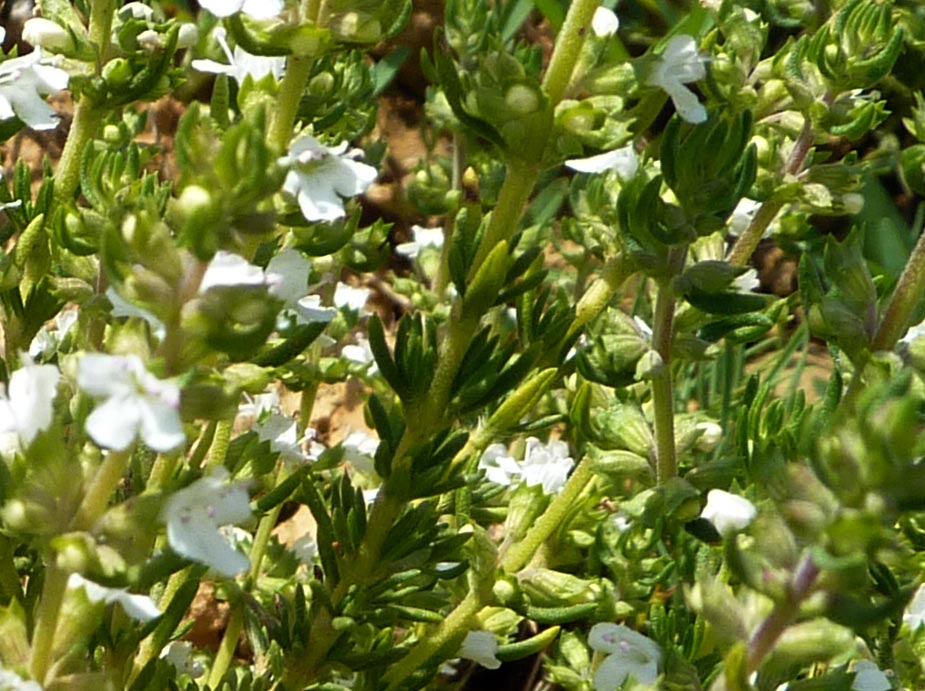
[396,225,444,259]
[851,661,891,691]
[333,282,370,313]
[198,0,284,19]
[160,641,205,678]
[694,421,722,452]
[588,623,661,691]
[0,48,69,130]
[565,144,638,180]
[729,197,761,236]
[22,18,73,53]
[0,357,59,446]
[591,7,620,37]
[254,413,316,466]
[279,136,378,223]
[478,444,523,486]
[733,268,760,293]
[700,489,756,537]
[900,320,925,347]
[903,584,925,631]
[161,468,251,577]
[291,535,318,566]
[0,667,42,691]
[363,487,380,505]
[648,35,708,124]
[342,336,377,372]
[192,28,285,85]
[67,574,161,621]
[342,430,379,473]
[118,3,156,20]
[29,308,78,359]
[457,631,502,670]
[295,295,338,324]
[521,437,574,494]
[77,354,185,452]
[265,248,312,306]
[200,251,266,292]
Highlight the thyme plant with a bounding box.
[2,1,925,690]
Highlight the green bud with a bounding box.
[308,72,335,96]
[330,12,382,44]
[505,84,541,116]
[485,368,557,434]
[588,446,653,480]
[102,58,133,90]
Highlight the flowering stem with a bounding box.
[382,455,594,690]
[541,0,601,105]
[745,553,819,673]
[652,248,685,484]
[70,449,132,531]
[500,455,594,572]
[727,104,821,267]
[564,256,626,344]
[29,563,70,684]
[268,56,313,153]
[203,420,233,471]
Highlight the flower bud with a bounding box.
[518,568,598,607]
[177,23,199,49]
[23,17,74,52]
[505,84,541,116]
[102,58,133,89]
[701,489,756,537]
[137,29,164,52]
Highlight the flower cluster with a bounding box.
[479,437,575,494]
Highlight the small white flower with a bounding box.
[198,0,284,19]
[457,631,502,670]
[0,667,42,691]
[0,48,69,130]
[200,251,266,292]
[521,437,574,494]
[342,430,379,473]
[900,320,925,347]
[729,197,762,236]
[333,282,370,313]
[694,421,723,452]
[589,623,661,691]
[591,7,620,37]
[238,389,281,420]
[265,248,312,307]
[67,573,161,621]
[903,584,925,631]
[342,336,377,371]
[160,641,205,678]
[161,468,251,577]
[77,354,185,453]
[295,295,338,324]
[0,357,59,446]
[700,489,756,537]
[29,308,78,359]
[192,28,285,85]
[565,144,638,180]
[363,487,380,505]
[733,268,760,293]
[22,18,73,53]
[254,413,316,466]
[648,35,708,124]
[291,534,318,566]
[478,444,523,486]
[396,225,445,259]
[118,3,156,20]
[851,661,891,691]
[279,136,378,223]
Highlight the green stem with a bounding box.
[268,55,313,153]
[207,605,244,689]
[651,249,685,484]
[53,102,104,206]
[203,420,233,472]
[29,564,70,685]
[745,553,819,673]
[500,455,594,573]
[541,0,602,105]
[727,102,821,267]
[128,567,194,686]
[468,160,538,278]
[53,0,118,205]
[382,455,595,691]
[70,449,131,531]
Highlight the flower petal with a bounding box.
[86,396,142,451]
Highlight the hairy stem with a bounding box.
[268,56,313,153]
[541,0,602,105]
[746,553,820,673]
[29,564,70,684]
[70,449,131,531]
